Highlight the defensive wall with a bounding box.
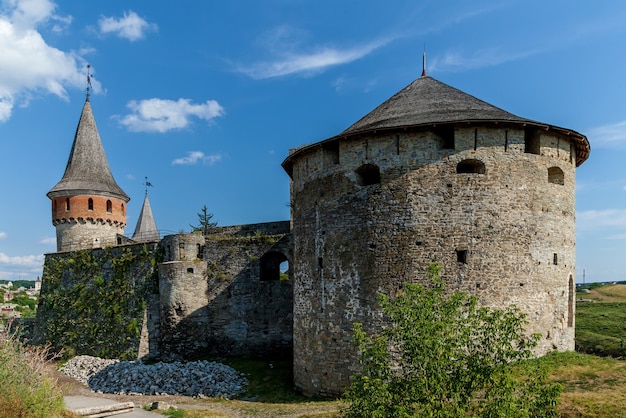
[36,221,293,361]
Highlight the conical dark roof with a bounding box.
[342,76,531,134]
[132,193,159,242]
[283,75,590,172]
[47,98,129,201]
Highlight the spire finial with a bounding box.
[86,64,93,100]
[144,176,153,195]
[421,47,427,77]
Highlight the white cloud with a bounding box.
[117,98,225,133]
[0,0,86,122]
[429,47,539,73]
[0,252,44,267]
[236,25,388,79]
[586,121,626,149]
[0,232,6,239]
[98,11,156,41]
[39,236,56,245]
[577,209,626,232]
[172,151,222,166]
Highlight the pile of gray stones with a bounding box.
[60,355,249,398]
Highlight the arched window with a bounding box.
[121,203,125,215]
[106,200,112,213]
[548,167,564,185]
[88,198,94,211]
[456,159,485,174]
[65,198,70,211]
[355,163,381,186]
[260,251,289,281]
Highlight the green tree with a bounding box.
[343,263,561,418]
[190,205,217,235]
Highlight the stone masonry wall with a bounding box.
[289,125,577,396]
[158,222,293,360]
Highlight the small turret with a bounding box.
[132,191,159,242]
[47,97,130,252]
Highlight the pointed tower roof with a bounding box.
[283,74,590,173]
[132,193,159,242]
[47,98,129,201]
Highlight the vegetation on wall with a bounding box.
[38,245,158,360]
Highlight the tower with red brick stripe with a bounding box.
[47,97,130,252]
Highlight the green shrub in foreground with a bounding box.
[343,263,561,418]
[0,323,66,418]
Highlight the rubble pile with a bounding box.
[61,355,248,398]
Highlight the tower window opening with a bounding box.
[187,267,194,274]
[322,141,339,165]
[260,251,288,281]
[456,159,485,174]
[456,250,468,264]
[355,163,381,186]
[65,198,70,211]
[121,203,125,215]
[106,200,112,213]
[548,166,564,185]
[88,198,93,211]
[553,253,558,265]
[524,127,540,155]
[434,125,454,150]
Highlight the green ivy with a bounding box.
[38,245,158,360]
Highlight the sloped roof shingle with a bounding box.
[47,98,130,201]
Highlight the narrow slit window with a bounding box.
[88,198,93,211]
[553,253,558,265]
[65,198,70,211]
[106,200,112,213]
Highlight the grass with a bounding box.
[0,321,70,418]
[576,284,626,357]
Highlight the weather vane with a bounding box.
[86,64,93,99]
[144,176,153,195]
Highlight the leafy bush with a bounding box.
[343,263,561,417]
[0,322,67,417]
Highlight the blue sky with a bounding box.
[0,0,624,284]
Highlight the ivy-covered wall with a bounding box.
[35,221,293,361]
[36,243,159,360]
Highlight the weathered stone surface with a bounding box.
[288,126,578,396]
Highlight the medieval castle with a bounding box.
[38,69,590,397]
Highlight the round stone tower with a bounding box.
[282,74,590,396]
[47,97,130,252]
